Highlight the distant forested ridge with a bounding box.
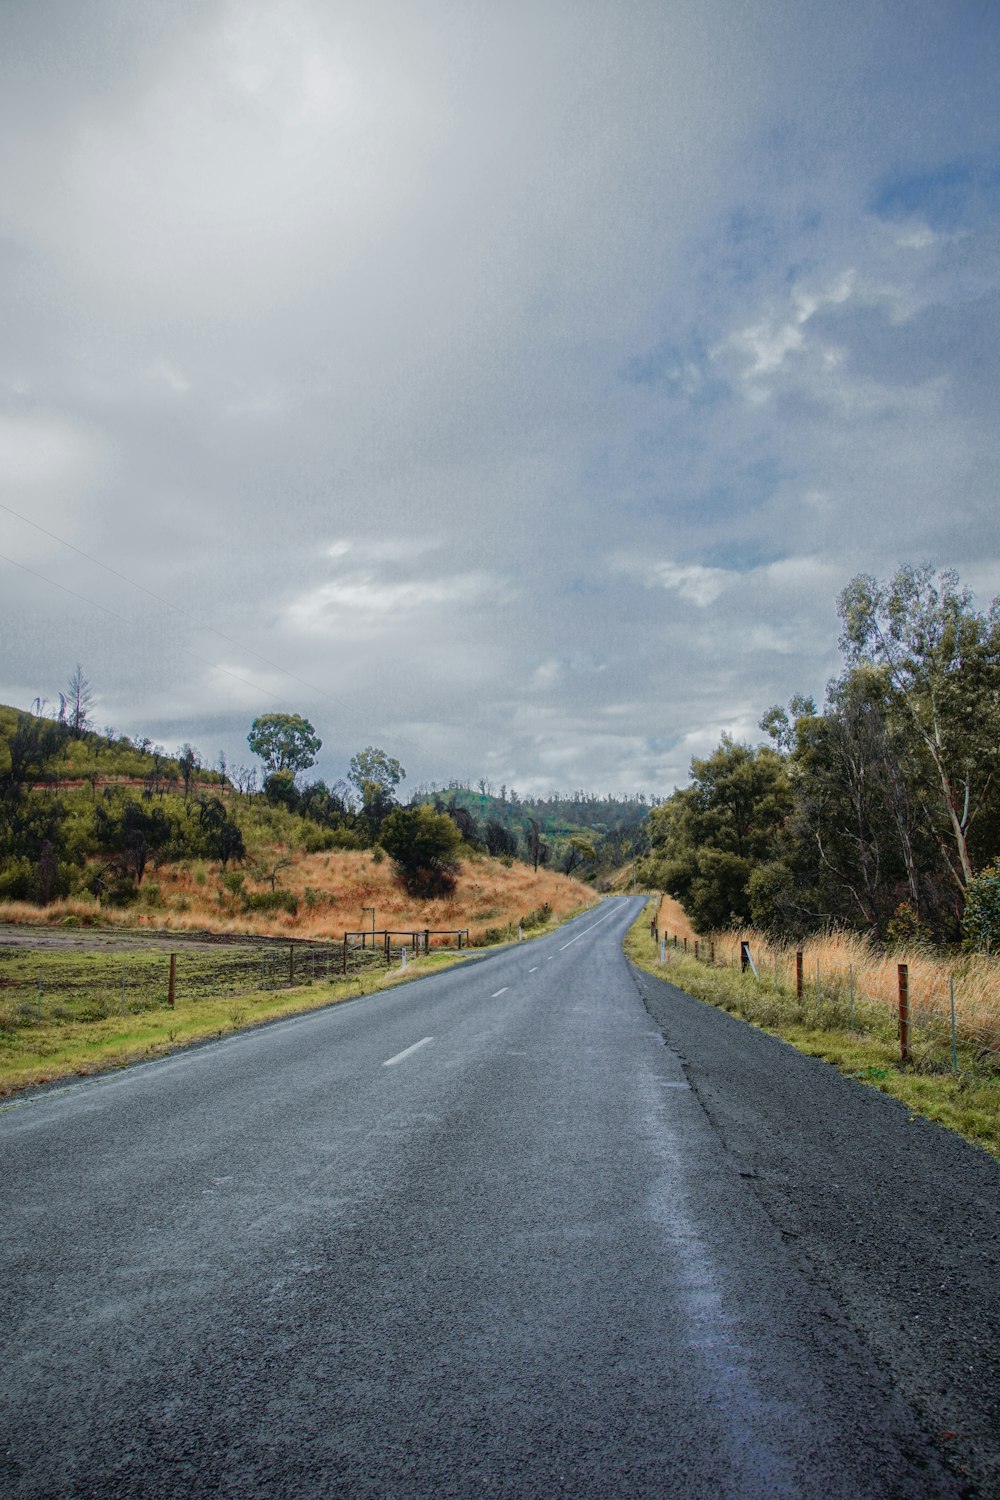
[411,784,655,880]
[641,566,1000,948]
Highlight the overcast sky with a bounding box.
[1,0,998,798]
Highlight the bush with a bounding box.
[380,806,463,897]
[242,888,299,916]
[99,876,140,908]
[886,901,933,949]
[962,863,1000,952]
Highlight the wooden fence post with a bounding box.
[898,963,910,1064]
[796,950,804,1002]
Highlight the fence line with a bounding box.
[651,923,999,1077]
[0,928,466,1026]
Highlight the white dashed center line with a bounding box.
[528,967,538,973]
[383,1037,434,1067]
[492,988,508,998]
[558,907,618,950]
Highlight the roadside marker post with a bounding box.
[796,950,804,1002]
[950,977,958,1073]
[168,953,176,1009]
[898,963,911,1064]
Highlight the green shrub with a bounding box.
[963,863,1000,952]
[100,876,139,908]
[242,888,299,916]
[380,806,463,897]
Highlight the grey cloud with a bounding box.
[1,0,998,796]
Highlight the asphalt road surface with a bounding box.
[1,897,995,1497]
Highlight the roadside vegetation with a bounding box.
[0,942,469,1099]
[641,567,1000,950]
[629,897,1000,1158]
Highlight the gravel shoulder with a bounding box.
[631,962,1000,1499]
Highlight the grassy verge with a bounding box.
[0,950,470,1099]
[625,903,1000,1159]
[0,900,602,1099]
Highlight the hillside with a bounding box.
[0,703,596,939]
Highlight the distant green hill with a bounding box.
[413,783,654,879]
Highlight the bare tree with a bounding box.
[58,665,93,737]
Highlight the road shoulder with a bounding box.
[630,960,1000,1499]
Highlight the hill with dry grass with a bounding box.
[0,847,596,946]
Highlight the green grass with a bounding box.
[0,903,592,1097]
[0,940,471,1097]
[625,903,1000,1159]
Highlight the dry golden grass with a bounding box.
[704,924,1000,1047]
[0,851,596,946]
[655,893,699,946]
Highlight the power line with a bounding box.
[0,500,334,705]
[0,550,285,707]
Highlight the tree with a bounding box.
[59,665,93,737]
[348,747,405,844]
[483,818,518,859]
[348,747,405,798]
[839,566,1000,893]
[561,835,597,878]
[247,713,321,776]
[178,744,200,801]
[196,796,245,869]
[643,737,792,930]
[379,805,463,896]
[524,816,549,873]
[962,862,1000,951]
[263,770,300,811]
[94,799,173,888]
[435,796,481,848]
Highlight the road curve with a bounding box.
[0,897,974,1496]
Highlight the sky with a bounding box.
[1,0,998,799]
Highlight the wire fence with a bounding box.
[650,920,1000,1079]
[0,928,469,1029]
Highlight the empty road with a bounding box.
[1,897,992,1496]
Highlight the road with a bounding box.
[0,896,991,1497]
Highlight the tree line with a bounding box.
[641,566,1000,949]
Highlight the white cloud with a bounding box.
[285,568,510,638]
[615,555,733,608]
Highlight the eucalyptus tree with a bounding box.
[838,566,1000,894]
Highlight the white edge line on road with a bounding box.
[558,906,620,951]
[383,1036,434,1067]
[491,987,508,998]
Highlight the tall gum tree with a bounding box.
[838,566,1000,894]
